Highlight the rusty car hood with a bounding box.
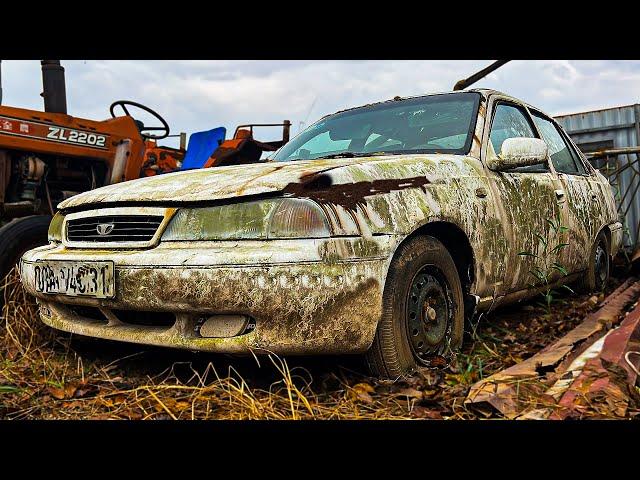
[58,155,469,210]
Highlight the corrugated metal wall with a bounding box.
[555,104,640,249]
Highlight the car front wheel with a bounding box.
[366,235,464,378]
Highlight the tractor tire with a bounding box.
[366,235,464,379]
[0,215,51,307]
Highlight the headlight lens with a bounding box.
[48,212,65,242]
[162,198,331,241]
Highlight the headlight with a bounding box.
[162,198,331,241]
[48,212,65,242]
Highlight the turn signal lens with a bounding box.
[268,198,330,239]
[48,212,65,242]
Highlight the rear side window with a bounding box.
[561,128,588,174]
[532,113,585,175]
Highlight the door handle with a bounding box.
[555,189,565,200]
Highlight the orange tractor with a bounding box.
[0,60,290,291]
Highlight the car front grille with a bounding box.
[66,215,164,243]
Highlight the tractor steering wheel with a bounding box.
[109,100,170,140]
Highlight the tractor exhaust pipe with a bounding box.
[40,60,67,114]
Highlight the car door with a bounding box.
[529,111,593,275]
[483,99,564,296]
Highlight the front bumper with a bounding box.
[20,237,393,355]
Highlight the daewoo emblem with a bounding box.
[96,223,115,236]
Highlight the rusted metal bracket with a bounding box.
[522,300,640,419]
[465,279,640,418]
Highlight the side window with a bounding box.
[489,103,547,173]
[489,104,536,155]
[531,113,582,175]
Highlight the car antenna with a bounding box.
[298,96,318,133]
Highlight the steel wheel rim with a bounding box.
[405,265,452,363]
[594,242,609,288]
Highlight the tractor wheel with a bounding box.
[0,215,51,307]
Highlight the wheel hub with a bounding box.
[406,268,452,361]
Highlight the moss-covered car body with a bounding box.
[20,89,621,355]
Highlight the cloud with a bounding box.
[2,60,640,147]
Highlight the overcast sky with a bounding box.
[2,60,639,148]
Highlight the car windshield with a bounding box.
[272,92,480,162]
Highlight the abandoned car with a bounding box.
[19,89,621,378]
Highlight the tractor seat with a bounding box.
[180,127,227,170]
[205,128,270,168]
[216,128,252,150]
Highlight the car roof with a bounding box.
[324,88,552,123]
[325,89,497,116]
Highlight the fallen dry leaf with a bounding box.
[411,406,443,419]
[352,383,375,393]
[356,391,374,404]
[123,410,143,420]
[350,383,376,404]
[397,388,423,400]
[64,384,77,398]
[91,414,114,420]
[47,386,65,400]
[427,355,448,367]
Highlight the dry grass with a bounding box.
[0,269,424,419]
[1,267,637,420]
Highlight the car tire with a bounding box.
[0,215,51,306]
[576,230,610,294]
[366,235,464,379]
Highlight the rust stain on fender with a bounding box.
[283,174,430,213]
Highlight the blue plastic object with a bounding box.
[180,127,227,170]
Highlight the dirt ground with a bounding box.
[1,268,639,420]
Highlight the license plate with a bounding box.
[34,261,115,299]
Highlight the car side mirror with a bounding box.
[487,137,548,172]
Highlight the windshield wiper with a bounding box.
[315,151,389,160]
